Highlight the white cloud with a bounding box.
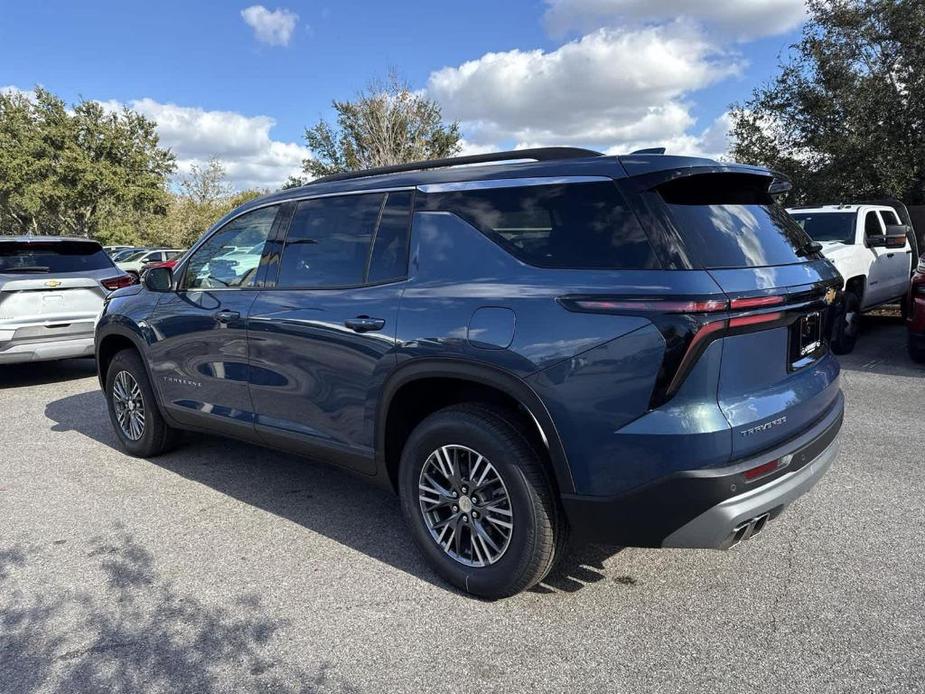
[241,5,299,46]
[604,111,734,160]
[428,24,740,153]
[102,98,307,190]
[544,0,806,40]
[1,85,37,101]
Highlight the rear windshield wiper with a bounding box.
[0,265,51,273]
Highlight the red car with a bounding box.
[908,254,925,362]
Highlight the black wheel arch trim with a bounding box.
[95,323,164,408]
[375,358,576,495]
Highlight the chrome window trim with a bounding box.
[416,175,613,194]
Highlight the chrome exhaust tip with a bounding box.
[728,512,772,548]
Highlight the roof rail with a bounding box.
[309,147,604,185]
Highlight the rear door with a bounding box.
[247,191,412,472]
[863,209,895,306]
[653,172,843,459]
[147,205,280,437]
[877,209,913,299]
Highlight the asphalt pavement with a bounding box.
[1,312,923,693]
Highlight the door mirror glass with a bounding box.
[144,266,173,292]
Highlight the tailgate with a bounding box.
[0,276,106,325]
[710,261,842,458]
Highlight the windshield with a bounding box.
[0,241,114,273]
[788,212,855,244]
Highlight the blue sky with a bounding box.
[0,0,806,189]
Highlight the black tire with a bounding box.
[909,334,925,364]
[105,349,178,457]
[831,291,860,355]
[399,403,565,599]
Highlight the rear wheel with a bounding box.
[831,291,860,355]
[909,334,925,363]
[399,404,564,599]
[105,349,178,457]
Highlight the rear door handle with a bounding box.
[344,316,385,333]
[886,253,895,258]
[214,309,240,323]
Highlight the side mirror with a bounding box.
[143,266,173,292]
[884,224,911,249]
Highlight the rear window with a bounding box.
[788,212,856,244]
[0,241,114,273]
[419,182,659,269]
[658,173,814,268]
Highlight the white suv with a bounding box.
[788,204,917,353]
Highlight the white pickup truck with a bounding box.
[787,203,918,353]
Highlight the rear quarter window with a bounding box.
[658,173,814,269]
[418,181,660,270]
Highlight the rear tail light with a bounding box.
[559,290,828,408]
[101,274,137,291]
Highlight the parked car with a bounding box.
[140,254,185,275]
[104,245,134,257]
[96,149,844,598]
[907,254,925,362]
[787,203,916,353]
[116,249,184,279]
[110,247,147,263]
[1,237,135,364]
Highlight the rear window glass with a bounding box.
[788,212,855,244]
[0,241,114,273]
[658,173,814,268]
[419,182,659,269]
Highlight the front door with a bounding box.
[247,190,413,472]
[863,210,894,307]
[147,205,280,437]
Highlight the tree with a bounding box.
[729,0,925,204]
[0,87,175,239]
[300,72,461,179]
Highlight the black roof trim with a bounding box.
[309,147,604,185]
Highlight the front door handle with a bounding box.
[214,309,240,323]
[344,316,385,333]
[886,252,895,258]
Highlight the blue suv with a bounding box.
[96,148,844,598]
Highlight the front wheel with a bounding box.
[831,291,860,355]
[399,404,565,599]
[105,349,178,457]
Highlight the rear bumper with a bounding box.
[560,391,844,548]
[0,334,95,363]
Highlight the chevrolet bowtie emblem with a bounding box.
[824,287,836,305]
[45,279,62,288]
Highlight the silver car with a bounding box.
[0,237,135,364]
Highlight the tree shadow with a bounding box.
[0,532,357,693]
[44,390,615,597]
[0,358,97,389]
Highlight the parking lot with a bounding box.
[1,314,923,693]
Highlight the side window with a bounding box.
[183,206,277,289]
[880,210,900,227]
[367,191,412,283]
[277,193,384,288]
[864,211,883,237]
[419,182,659,269]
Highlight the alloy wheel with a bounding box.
[112,370,146,441]
[418,444,514,567]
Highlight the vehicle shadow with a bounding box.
[44,390,617,596]
[0,533,356,692]
[837,312,925,377]
[0,358,97,389]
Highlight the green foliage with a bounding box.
[302,72,461,178]
[730,0,925,204]
[0,86,175,238]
